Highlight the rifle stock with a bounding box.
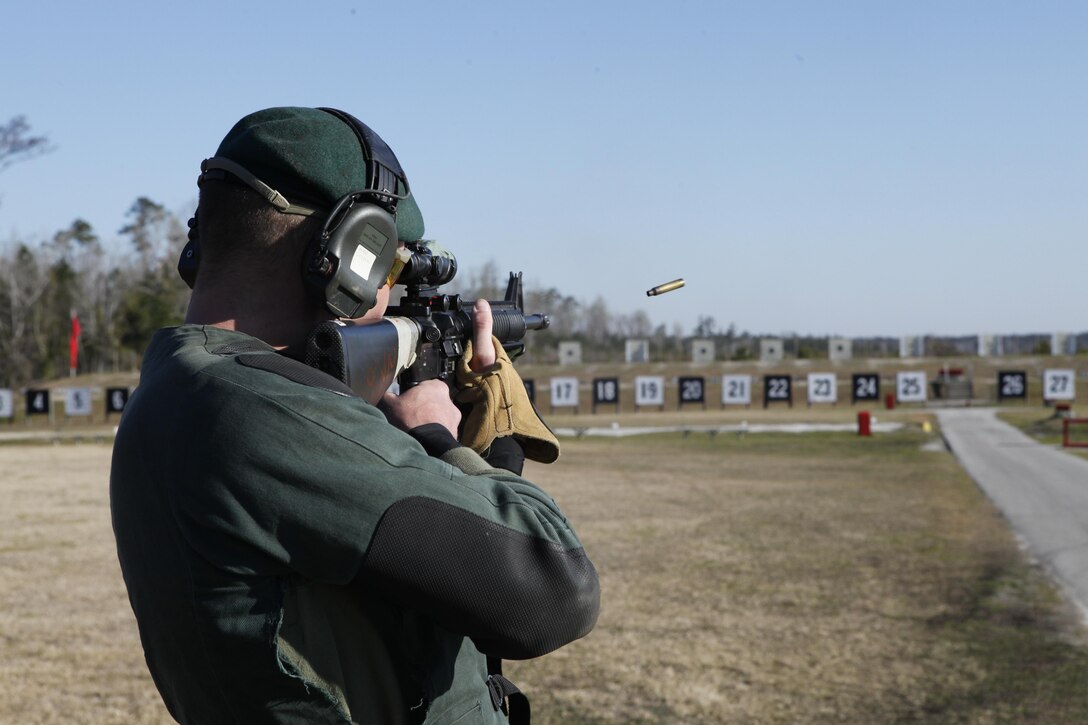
[302,267,548,404]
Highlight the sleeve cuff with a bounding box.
[408,423,461,458]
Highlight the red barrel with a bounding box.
[857,410,871,437]
[885,393,896,410]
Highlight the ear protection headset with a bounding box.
[178,108,411,319]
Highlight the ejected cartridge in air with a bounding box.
[646,278,685,297]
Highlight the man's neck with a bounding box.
[185,285,329,350]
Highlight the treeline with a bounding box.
[0,197,879,386]
[0,198,190,386]
[7,196,871,383]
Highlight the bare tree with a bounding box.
[0,116,52,173]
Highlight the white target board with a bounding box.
[634,376,665,407]
[721,374,752,406]
[558,341,582,366]
[691,339,715,364]
[807,373,837,404]
[625,339,650,363]
[1043,369,1076,401]
[0,389,13,419]
[549,377,580,408]
[65,387,93,416]
[896,371,927,403]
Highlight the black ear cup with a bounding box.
[302,195,399,318]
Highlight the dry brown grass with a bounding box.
[509,432,1088,724]
[2,430,1088,724]
[0,445,170,724]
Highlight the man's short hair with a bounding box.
[195,179,320,278]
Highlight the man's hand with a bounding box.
[379,380,461,438]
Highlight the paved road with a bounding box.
[936,408,1088,620]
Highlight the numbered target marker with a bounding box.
[66,387,92,416]
[523,379,536,404]
[106,387,129,414]
[1043,369,1076,402]
[851,373,880,403]
[763,375,792,408]
[634,376,665,409]
[896,371,927,404]
[807,373,837,405]
[549,377,580,410]
[721,375,752,407]
[678,376,706,408]
[25,389,50,416]
[592,377,620,412]
[0,389,13,419]
[996,371,1027,402]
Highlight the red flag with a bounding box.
[69,311,81,375]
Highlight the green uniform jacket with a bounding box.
[110,326,599,724]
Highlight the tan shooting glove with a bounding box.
[455,336,560,463]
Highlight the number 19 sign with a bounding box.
[635,376,665,409]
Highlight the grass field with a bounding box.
[3,422,1088,723]
[996,408,1088,461]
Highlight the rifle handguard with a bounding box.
[454,336,560,464]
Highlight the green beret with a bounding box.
[213,107,424,242]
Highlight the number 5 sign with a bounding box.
[1043,369,1076,402]
[896,371,927,403]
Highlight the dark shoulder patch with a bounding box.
[235,353,356,397]
[210,339,274,355]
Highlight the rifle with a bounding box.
[301,241,550,404]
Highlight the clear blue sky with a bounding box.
[2,1,1085,338]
